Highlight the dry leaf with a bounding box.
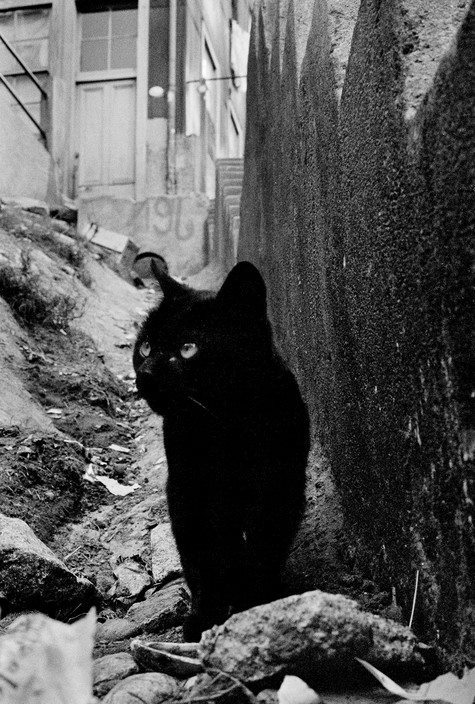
[395,668,475,704]
[356,659,412,698]
[357,658,475,704]
[278,675,320,704]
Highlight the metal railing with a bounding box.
[0,32,48,145]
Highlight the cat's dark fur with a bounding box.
[133,262,309,641]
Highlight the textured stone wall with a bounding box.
[239,0,474,665]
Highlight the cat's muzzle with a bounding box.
[136,362,182,415]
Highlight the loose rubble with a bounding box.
[0,513,96,616]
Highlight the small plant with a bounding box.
[0,249,84,329]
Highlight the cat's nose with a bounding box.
[138,358,154,377]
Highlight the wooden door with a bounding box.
[77,79,136,198]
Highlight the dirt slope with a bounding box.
[0,204,163,582]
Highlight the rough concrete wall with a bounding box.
[239,0,474,665]
[0,92,59,204]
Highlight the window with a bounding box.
[80,6,138,73]
[0,7,50,74]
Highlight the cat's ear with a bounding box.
[216,261,267,316]
[151,259,189,299]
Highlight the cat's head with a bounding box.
[133,261,271,415]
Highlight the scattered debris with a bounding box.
[80,222,139,280]
[0,430,105,543]
[95,476,140,496]
[46,407,63,416]
[109,444,131,453]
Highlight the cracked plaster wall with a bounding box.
[238,0,474,666]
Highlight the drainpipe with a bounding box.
[166,0,177,194]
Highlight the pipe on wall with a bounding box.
[167,0,177,194]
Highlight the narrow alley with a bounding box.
[0,1,473,702]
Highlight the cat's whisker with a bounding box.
[186,395,216,417]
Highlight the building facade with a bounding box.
[0,0,251,201]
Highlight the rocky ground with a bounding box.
[0,202,465,703]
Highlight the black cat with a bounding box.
[133,262,309,641]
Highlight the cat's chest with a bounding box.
[162,407,269,466]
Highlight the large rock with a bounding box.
[150,523,182,586]
[96,618,142,644]
[93,652,139,698]
[113,559,152,603]
[126,580,190,634]
[102,672,180,704]
[0,514,96,614]
[200,590,423,686]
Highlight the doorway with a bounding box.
[75,4,138,198]
[76,79,136,198]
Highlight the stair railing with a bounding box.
[0,31,48,146]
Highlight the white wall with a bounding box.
[0,89,58,202]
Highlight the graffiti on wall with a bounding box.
[80,193,210,277]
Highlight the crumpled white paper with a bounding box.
[83,463,140,496]
[0,609,96,704]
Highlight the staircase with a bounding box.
[212,158,244,272]
[0,32,48,147]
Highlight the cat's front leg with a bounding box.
[166,473,245,641]
[181,582,231,641]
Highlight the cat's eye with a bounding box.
[139,341,151,358]
[180,343,198,359]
